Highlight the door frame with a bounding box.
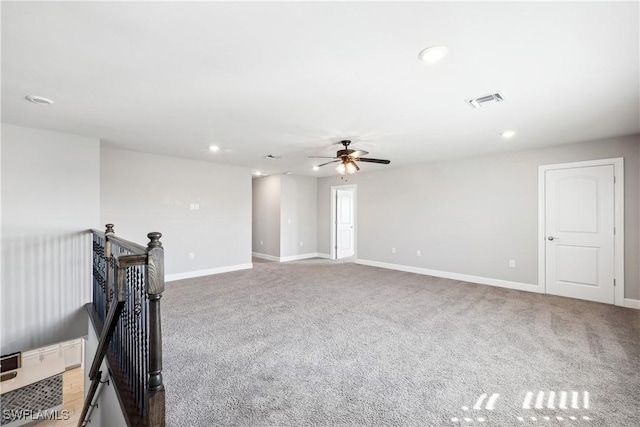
[537,157,624,306]
[331,184,357,260]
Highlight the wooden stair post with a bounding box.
[145,232,165,427]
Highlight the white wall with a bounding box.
[252,175,281,257]
[1,125,99,354]
[252,174,318,259]
[280,175,317,258]
[317,134,640,300]
[100,147,252,278]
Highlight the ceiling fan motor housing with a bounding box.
[337,140,354,157]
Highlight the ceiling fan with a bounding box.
[309,140,391,174]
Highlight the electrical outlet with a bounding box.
[299,241,303,247]
[416,250,421,257]
[509,259,516,268]
[189,252,195,259]
[391,247,396,254]
[189,203,195,210]
[260,240,264,246]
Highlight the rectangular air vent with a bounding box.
[465,92,505,109]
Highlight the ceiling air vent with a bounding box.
[465,92,505,109]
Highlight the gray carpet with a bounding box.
[162,259,640,426]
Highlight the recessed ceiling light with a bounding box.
[418,46,449,63]
[253,171,263,176]
[284,171,293,175]
[208,145,220,152]
[312,166,320,171]
[25,95,55,105]
[501,130,517,139]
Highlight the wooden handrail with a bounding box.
[90,229,105,238]
[83,224,165,427]
[109,234,147,255]
[91,227,147,254]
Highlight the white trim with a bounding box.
[252,252,279,262]
[538,157,625,306]
[330,184,357,260]
[165,263,253,281]
[356,259,542,294]
[252,251,329,262]
[280,253,323,262]
[623,298,640,309]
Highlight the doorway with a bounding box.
[331,185,356,260]
[538,158,624,305]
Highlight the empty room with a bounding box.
[1,2,639,427]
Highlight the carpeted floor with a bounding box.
[162,259,640,426]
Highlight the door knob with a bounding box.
[547,236,559,241]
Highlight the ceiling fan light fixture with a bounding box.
[336,163,346,175]
[312,166,320,171]
[418,46,449,63]
[346,161,358,174]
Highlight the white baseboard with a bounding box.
[252,252,280,262]
[253,251,329,262]
[165,263,253,282]
[316,253,332,259]
[624,298,640,309]
[280,253,323,262]
[355,259,542,294]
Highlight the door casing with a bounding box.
[538,158,624,306]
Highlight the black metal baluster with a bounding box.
[128,266,132,388]
[137,266,142,412]
[136,266,142,412]
[142,273,149,415]
[124,263,129,378]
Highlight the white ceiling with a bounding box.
[2,1,639,177]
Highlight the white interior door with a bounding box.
[336,189,354,259]
[544,165,615,304]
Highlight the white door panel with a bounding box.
[545,165,614,304]
[556,245,599,286]
[336,189,354,259]
[339,230,352,250]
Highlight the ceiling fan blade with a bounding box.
[308,156,338,159]
[355,157,391,164]
[316,159,341,167]
[351,150,369,157]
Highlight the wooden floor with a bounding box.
[34,367,84,427]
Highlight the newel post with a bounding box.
[145,232,165,426]
[104,224,115,315]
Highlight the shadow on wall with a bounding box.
[1,230,92,353]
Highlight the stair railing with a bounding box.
[81,224,165,427]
